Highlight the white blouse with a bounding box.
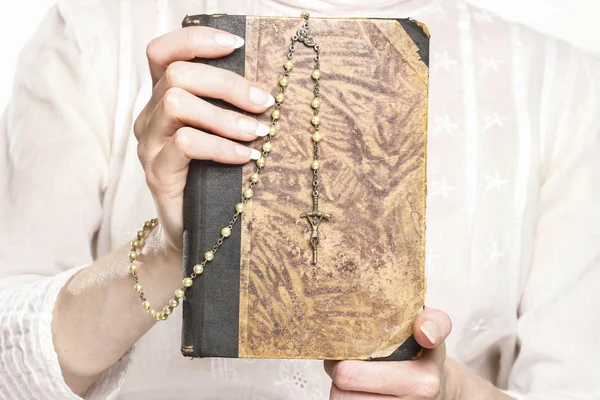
[1,0,599,399]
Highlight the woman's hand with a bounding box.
[134,26,275,253]
[325,309,515,399]
[53,26,276,396]
[325,308,454,399]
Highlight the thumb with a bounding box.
[413,308,452,349]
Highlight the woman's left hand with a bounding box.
[324,308,457,399]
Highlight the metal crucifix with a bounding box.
[300,195,331,264]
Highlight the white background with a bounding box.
[0,1,598,112]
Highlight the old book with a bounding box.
[181,13,429,361]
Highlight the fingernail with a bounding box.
[249,87,275,107]
[420,321,438,345]
[214,32,245,49]
[235,145,261,160]
[237,118,270,137]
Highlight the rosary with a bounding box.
[128,12,330,322]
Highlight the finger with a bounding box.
[151,61,275,113]
[147,126,261,182]
[146,27,245,85]
[324,359,441,398]
[412,308,452,349]
[329,384,395,400]
[137,87,271,147]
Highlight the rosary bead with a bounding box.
[269,126,278,136]
[160,312,168,321]
[311,116,320,126]
[154,312,163,321]
[142,301,151,310]
[169,298,179,308]
[271,109,281,120]
[134,283,143,293]
[183,277,194,287]
[279,77,289,87]
[128,263,138,274]
[132,240,141,249]
[144,221,152,230]
[311,98,321,109]
[284,60,294,71]
[128,251,137,261]
[311,160,321,170]
[244,188,254,199]
[175,288,185,299]
[312,132,322,142]
[250,173,260,183]
[137,230,145,240]
[235,203,245,213]
[163,306,172,316]
[221,227,232,237]
[256,157,267,168]
[204,251,215,261]
[151,218,158,227]
[194,264,205,274]
[148,309,156,318]
[263,142,273,153]
[275,92,285,103]
[312,69,321,80]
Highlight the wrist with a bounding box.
[139,221,181,267]
[129,219,183,321]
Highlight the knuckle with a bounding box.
[163,61,187,88]
[172,128,190,157]
[133,115,144,140]
[331,363,358,391]
[328,384,346,400]
[137,142,149,166]
[223,71,239,90]
[145,38,160,62]
[162,87,184,116]
[415,366,441,398]
[144,167,159,192]
[182,27,198,49]
[214,70,238,92]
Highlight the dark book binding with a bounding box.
[181,13,429,361]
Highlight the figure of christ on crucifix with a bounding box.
[300,195,331,264]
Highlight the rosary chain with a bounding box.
[128,12,325,322]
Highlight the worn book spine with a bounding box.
[181,14,247,358]
[181,13,428,361]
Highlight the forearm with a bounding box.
[446,358,515,400]
[52,225,181,396]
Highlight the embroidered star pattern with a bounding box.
[433,114,460,137]
[485,241,505,265]
[479,56,504,74]
[468,318,488,336]
[484,172,509,192]
[432,50,458,72]
[483,113,509,132]
[430,178,457,199]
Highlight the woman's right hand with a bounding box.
[133,26,275,254]
[51,26,276,397]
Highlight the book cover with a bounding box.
[181,13,429,361]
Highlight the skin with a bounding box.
[51,27,516,399]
